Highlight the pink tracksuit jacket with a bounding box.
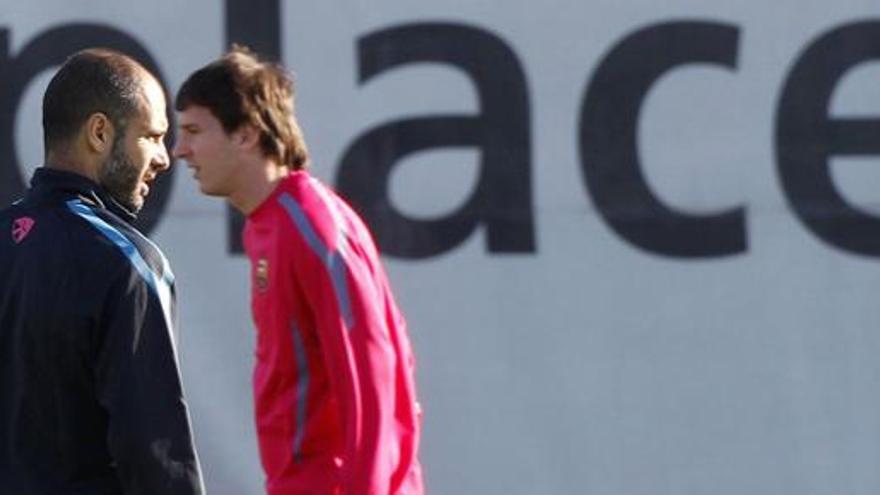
[243,171,424,495]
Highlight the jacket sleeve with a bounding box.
[92,265,204,495]
[287,197,397,495]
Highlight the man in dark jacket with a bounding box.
[0,48,204,494]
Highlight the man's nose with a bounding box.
[156,143,171,171]
[172,139,188,159]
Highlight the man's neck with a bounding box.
[228,160,291,215]
[45,150,98,183]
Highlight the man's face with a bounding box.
[98,76,170,213]
[173,105,241,198]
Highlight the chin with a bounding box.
[126,192,146,212]
[109,191,142,214]
[199,184,224,198]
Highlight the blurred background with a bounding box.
[3,1,880,493]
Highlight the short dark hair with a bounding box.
[175,45,309,170]
[42,48,149,156]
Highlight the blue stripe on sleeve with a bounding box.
[278,192,354,330]
[290,321,310,463]
[66,199,177,357]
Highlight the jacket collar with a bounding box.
[30,167,137,223]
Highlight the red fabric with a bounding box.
[244,172,424,495]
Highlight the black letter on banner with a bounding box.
[225,0,281,254]
[337,23,534,258]
[579,21,745,258]
[0,25,174,234]
[776,21,880,256]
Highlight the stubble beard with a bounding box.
[98,134,143,213]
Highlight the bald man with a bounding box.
[0,49,204,495]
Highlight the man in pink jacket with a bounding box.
[173,46,425,495]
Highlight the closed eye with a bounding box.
[180,124,199,135]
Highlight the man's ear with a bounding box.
[234,123,260,150]
[85,112,114,153]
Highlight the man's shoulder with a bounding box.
[70,199,170,274]
[270,171,380,257]
[0,197,137,291]
[273,174,341,225]
[279,170,336,200]
[279,171,357,219]
[0,195,94,250]
[48,198,170,280]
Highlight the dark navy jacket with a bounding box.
[0,168,203,494]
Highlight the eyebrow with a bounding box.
[146,116,169,133]
[146,125,168,136]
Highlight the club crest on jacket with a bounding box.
[256,258,269,292]
[12,216,35,244]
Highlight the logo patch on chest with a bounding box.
[12,216,35,244]
[255,258,269,292]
